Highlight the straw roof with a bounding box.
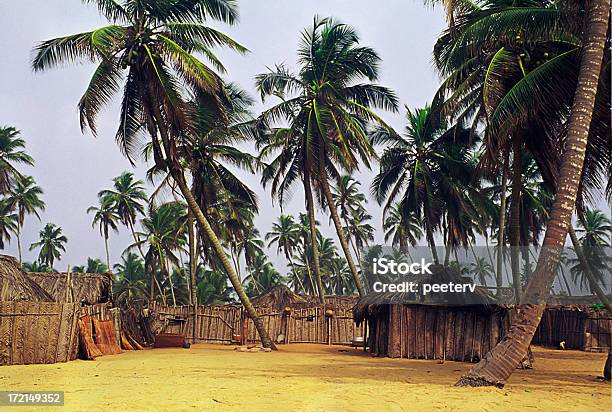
[251,285,309,310]
[28,272,113,304]
[0,255,53,301]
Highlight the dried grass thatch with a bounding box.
[0,254,53,301]
[28,272,112,304]
[251,285,309,310]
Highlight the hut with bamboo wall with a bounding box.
[27,271,113,305]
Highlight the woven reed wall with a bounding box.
[0,301,80,366]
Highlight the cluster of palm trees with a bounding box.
[9,0,610,374]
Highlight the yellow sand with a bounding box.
[1,344,609,411]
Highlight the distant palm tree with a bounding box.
[257,17,398,299]
[243,252,283,296]
[266,214,300,274]
[384,203,423,254]
[29,223,67,267]
[0,126,34,193]
[576,209,612,247]
[470,257,494,287]
[196,266,232,305]
[114,252,147,307]
[344,208,375,264]
[88,195,120,272]
[6,175,45,263]
[22,260,52,272]
[73,257,108,273]
[99,172,147,256]
[0,199,18,249]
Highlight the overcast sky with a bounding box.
[2,1,607,273]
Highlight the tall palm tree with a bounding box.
[344,208,375,264]
[0,126,34,193]
[383,203,423,254]
[6,175,45,264]
[29,223,67,267]
[0,199,18,249]
[458,0,611,388]
[99,172,147,256]
[88,194,120,271]
[257,17,398,299]
[32,0,275,348]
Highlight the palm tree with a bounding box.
[458,0,611,388]
[99,172,147,257]
[576,209,612,246]
[133,202,186,306]
[6,175,45,264]
[88,195,120,272]
[196,266,232,305]
[29,223,67,267]
[470,257,494,287]
[266,214,300,274]
[0,126,34,193]
[32,0,275,349]
[257,17,398,299]
[383,203,423,254]
[0,199,18,249]
[73,257,109,273]
[114,252,148,308]
[22,260,53,272]
[344,208,375,264]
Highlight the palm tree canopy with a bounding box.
[99,171,147,227]
[29,223,68,266]
[0,126,35,193]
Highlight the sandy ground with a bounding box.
[1,344,609,411]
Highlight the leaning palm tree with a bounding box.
[257,17,398,298]
[29,223,67,267]
[99,172,147,256]
[32,0,274,348]
[458,0,611,388]
[0,126,34,193]
[6,175,45,264]
[0,199,18,249]
[88,195,120,271]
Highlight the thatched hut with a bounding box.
[0,255,53,301]
[251,285,310,310]
[353,266,510,362]
[28,271,113,304]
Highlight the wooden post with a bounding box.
[65,265,72,303]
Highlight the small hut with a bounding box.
[251,285,309,310]
[0,255,53,301]
[353,266,510,362]
[28,271,113,305]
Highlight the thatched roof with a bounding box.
[353,264,498,323]
[0,255,53,301]
[28,272,112,304]
[251,285,309,310]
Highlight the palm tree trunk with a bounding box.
[129,220,147,261]
[320,174,365,297]
[149,97,274,349]
[456,0,610,387]
[303,170,325,304]
[509,134,523,303]
[423,202,439,264]
[497,152,509,296]
[188,211,198,341]
[104,234,111,275]
[17,222,22,265]
[558,266,573,296]
[569,225,612,311]
[158,247,176,307]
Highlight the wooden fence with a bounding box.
[81,303,122,347]
[151,302,363,346]
[149,302,241,343]
[0,302,80,366]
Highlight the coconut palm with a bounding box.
[344,208,375,264]
[73,257,109,273]
[383,203,423,254]
[133,202,186,306]
[6,175,45,264]
[266,214,300,274]
[0,199,18,249]
[458,0,611,388]
[33,0,275,348]
[114,252,148,307]
[576,209,612,247]
[22,260,53,272]
[99,172,147,256]
[257,16,398,299]
[243,252,283,296]
[470,257,494,287]
[88,194,120,271]
[29,223,67,267]
[196,266,232,305]
[0,127,34,193]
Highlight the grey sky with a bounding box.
[0,0,448,271]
